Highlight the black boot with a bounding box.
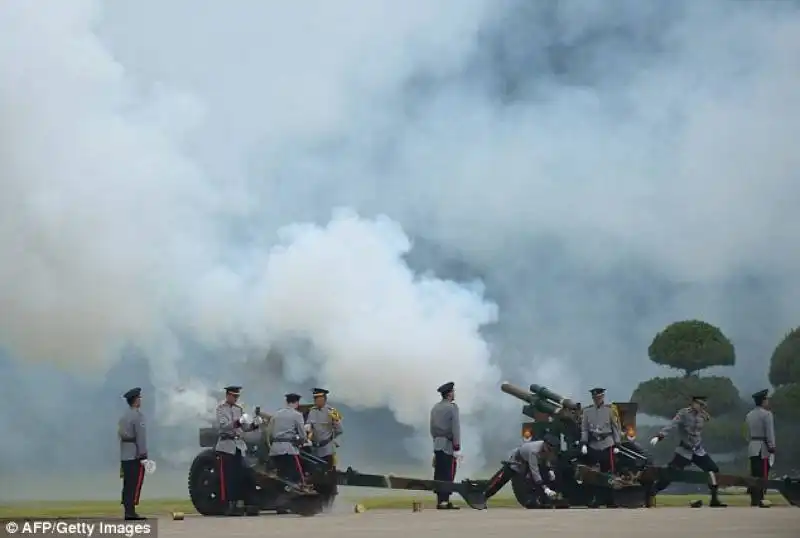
[709,486,727,507]
[436,501,459,510]
[224,501,241,516]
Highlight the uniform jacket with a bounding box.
[306,405,343,458]
[267,407,306,456]
[508,440,549,484]
[430,399,461,455]
[660,407,709,459]
[215,402,248,454]
[580,404,621,450]
[745,406,776,458]
[119,408,147,461]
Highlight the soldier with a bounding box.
[745,389,776,507]
[430,381,461,510]
[118,387,147,520]
[650,395,726,507]
[215,385,262,516]
[267,393,307,486]
[306,388,343,494]
[579,387,621,508]
[484,433,560,505]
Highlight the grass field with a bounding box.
[0,493,787,517]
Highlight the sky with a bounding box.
[1,0,799,491]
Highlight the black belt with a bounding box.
[219,433,241,440]
[120,438,136,443]
[750,436,767,441]
[590,433,611,440]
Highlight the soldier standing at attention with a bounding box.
[745,389,776,507]
[119,387,147,520]
[430,381,461,510]
[268,393,307,486]
[215,385,261,516]
[650,395,727,508]
[579,387,621,508]
[306,388,343,494]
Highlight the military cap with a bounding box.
[542,433,561,449]
[123,387,142,404]
[312,388,329,397]
[752,389,769,404]
[285,393,301,404]
[224,385,242,395]
[437,381,455,395]
[691,395,707,403]
[589,387,605,396]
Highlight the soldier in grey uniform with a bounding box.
[267,393,307,485]
[215,385,261,516]
[118,387,147,520]
[650,395,726,507]
[306,388,343,493]
[745,389,776,507]
[579,387,621,507]
[484,433,560,505]
[430,381,461,509]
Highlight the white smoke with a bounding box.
[3,0,800,478]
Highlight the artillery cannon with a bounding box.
[496,383,800,509]
[188,403,487,517]
[497,382,651,508]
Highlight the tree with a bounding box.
[648,320,735,377]
[770,383,800,419]
[631,376,740,418]
[769,327,800,387]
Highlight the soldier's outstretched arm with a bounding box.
[766,412,776,451]
[527,454,543,484]
[451,404,461,451]
[294,412,306,437]
[658,409,684,439]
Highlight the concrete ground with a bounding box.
[157,507,798,538]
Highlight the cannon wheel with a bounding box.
[188,449,225,516]
[511,474,541,508]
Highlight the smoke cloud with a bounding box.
[2,0,800,496]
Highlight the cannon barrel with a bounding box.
[529,384,580,411]
[501,383,561,415]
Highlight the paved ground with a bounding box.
[157,507,798,538]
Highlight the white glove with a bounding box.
[769,454,775,467]
[252,416,264,426]
[239,413,251,425]
[304,423,312,433]
[649,436,659,446]
[548,470,556,481]
[142,459,156,475]
[580,445,588,455]
[454,451,463,462]
[613,447,620,454]
[543,486,557,498]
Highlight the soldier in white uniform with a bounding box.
[579,387,621,507]
[118,387,147,520]
[650,395,726,507]
[745,389,776,507]
[215,385,262,516]
[429,381,461,509]
[267,393,307,484]
[306,388,343,494]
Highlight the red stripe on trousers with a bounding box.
[218,455,227,502]
[609,449,615,473]
[293,455,305,484]
[451,457,457,480]
[134,462,145,506]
